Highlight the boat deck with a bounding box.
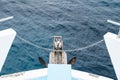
[30,76,78,80]
[0,68,113,80]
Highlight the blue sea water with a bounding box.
[0,0,120,79]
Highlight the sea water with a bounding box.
[0,0,119,79]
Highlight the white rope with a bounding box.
[64,39,104,52]
[16,35,52,51]
[0,16,104,52]
[16,35,104,52]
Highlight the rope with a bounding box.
[16,35,52,51]
[64,39,104,52]
[16,35,104,52]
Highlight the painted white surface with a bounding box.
[107,20,120,26]
[104,32,120,80]
[0,16,14,22]
[0,28,16,72]
[47,64,71,80]
[0,68,113,80]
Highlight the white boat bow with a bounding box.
[0,68,113,80]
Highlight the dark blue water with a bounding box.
[0,0,120,79]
